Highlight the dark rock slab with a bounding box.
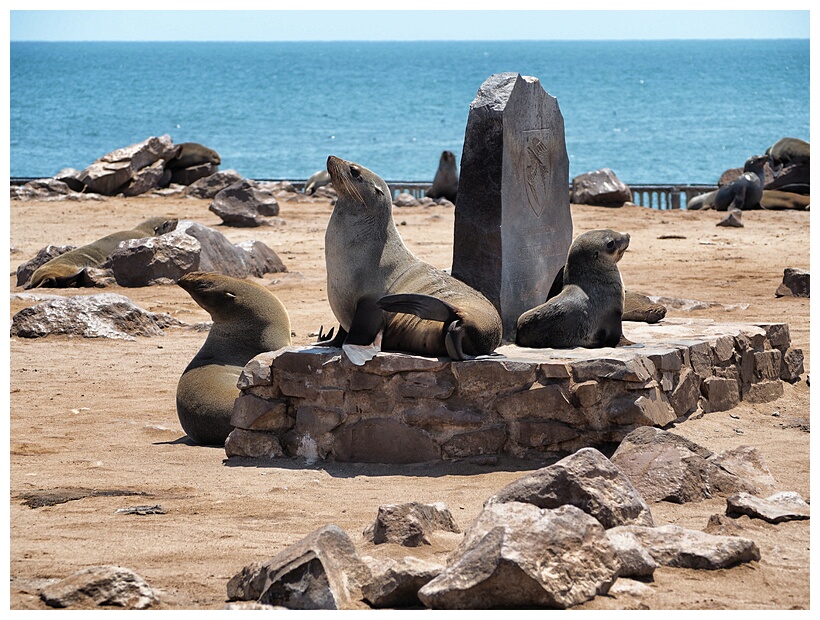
[775,267,809,298]
[226,525,371,609]
[362,502,461,547]
[169,162,218,186]
[486,447,654,529]
[417,502,618,609]
[40,565,158,609]
[331,418,440,464]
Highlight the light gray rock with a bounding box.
[77,135,177,195]
[121,159,167,196]
[607,524,760,569]
[393,192,420,207]
[210,178,282,227]
[185,169,243,199]
[224,428,285,459]
[726,491,810,523]
[226,525,371,609]
[451,72,572,340]
[486,447,654,529]
[363,502,461,547]
[361,556,444,608]
[417,502,619,609]
[10,178,74,201]
[610,427,770,503]
[40,565,158,609]
[109,229,200,286]
[236,239,288,276]
[53,167,86,192]
[605,528,658,578]
[10,293,185,340]
[571,168,633,207]
[16,244,76,287]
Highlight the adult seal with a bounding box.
[25,216,178,289]
[515,229,630,348]
[176,271,292,446]
[304,169,332,195]
[425,150,459,203]
[166,142,221,169]
[320,155,502,364]
[714,154,770,211]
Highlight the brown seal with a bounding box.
[320,155,502,364]
[166,142,221,169]
[425,150,459,203]
[176,271,292,446]
[515,229,630,348]
[25,217,178,289]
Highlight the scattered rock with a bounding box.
[704,513,745,536]
[775,267,809,298]
[571,168,632,207]
[610,427,773,503]
[417,502,619,609]
[486,447,654,529]
[227,525,371,609]
[40,565,158,609]
[605,527,658,579]
[114,505,166,515]
[717,209,743,227]
[77,135,178,196]
[606,524,760,569]
[361,556,444,608]
[393,192,420,207]
[209,179,282,226]
[362,502,461,547]
[185,169,243,199]
[10,293,185,340]
[726,491,810,523]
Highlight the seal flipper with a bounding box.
[342,296,385,365]
[377,293,459,323]
[315,324,347,348]
[546,266,565,302]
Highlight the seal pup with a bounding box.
[766,137,809,166]
[25,217,178,289]
[176,271,292,446]
[321,155,502,364]
[714,154,770,211]
[515,229,630,349]
[304,169,332,195]
[425,150,459,203]
[166,142,221,169]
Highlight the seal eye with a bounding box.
[606,240,616,251]
[350,166,362,180]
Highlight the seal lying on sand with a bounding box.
[320,155,502,365]
[714,154,770,211]
[425,150,459,203]
[25,217,178,289]
[515,229,630,348]
[176,272,292,446]
[304,169,332,195]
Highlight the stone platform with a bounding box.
[224,318,803,464]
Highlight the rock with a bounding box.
[605,528,658,579]
[210,178,282,227]
[417,502,619,609]
[11,177,74,201]
[775,267,809,297]
[607,524,760,569]
[53,167,85,192]
[393,192,420,207]
[362,502,461,547]
[361,556,444,608]
[16,245,76,287]
[226,525,371,609]
[77,135,177,196]
[224,428,285,459]
[780,347,805,383]
[717,209,744,227]
[332,418,441,464]
[571,168,633,207]
[726,491,810,523]
[40,565,158,609]
[451,72,572,340]
[121,159,167,196]
[704,513,746,536]
[169,162,218,186]
[610,427,771,503]
[235,239,288,277]
[108,229,201,286]
[10,293,185,340]
[185,169,243,199]
[486,447,654,529]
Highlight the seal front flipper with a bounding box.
[342,296,385,366]
[546,266,565,302]
[315,324,347,348]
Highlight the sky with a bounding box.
[6,5,812,42]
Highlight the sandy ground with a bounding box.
[6,191,811,610]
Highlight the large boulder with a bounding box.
[40,565,158,610]
[77,135,178,196]
[185,169,243,199]
[571,168,632,207]
[209,179,282,226]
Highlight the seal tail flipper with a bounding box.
[376,293,459,323]
[343,331,383,366]
[315,324,348,348]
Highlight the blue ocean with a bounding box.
[9,39,809,184]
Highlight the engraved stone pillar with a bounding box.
[452,73,572,341]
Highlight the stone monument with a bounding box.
[452,73,572,341]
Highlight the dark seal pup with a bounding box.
[321,155,502,365]
[25,217,178,289]
[176,272,292,446]
[425,150,459,203]
[515,229,630,349]
[714,154,770,211]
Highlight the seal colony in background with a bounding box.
[176,272,292,446]
[320,155,503,365]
